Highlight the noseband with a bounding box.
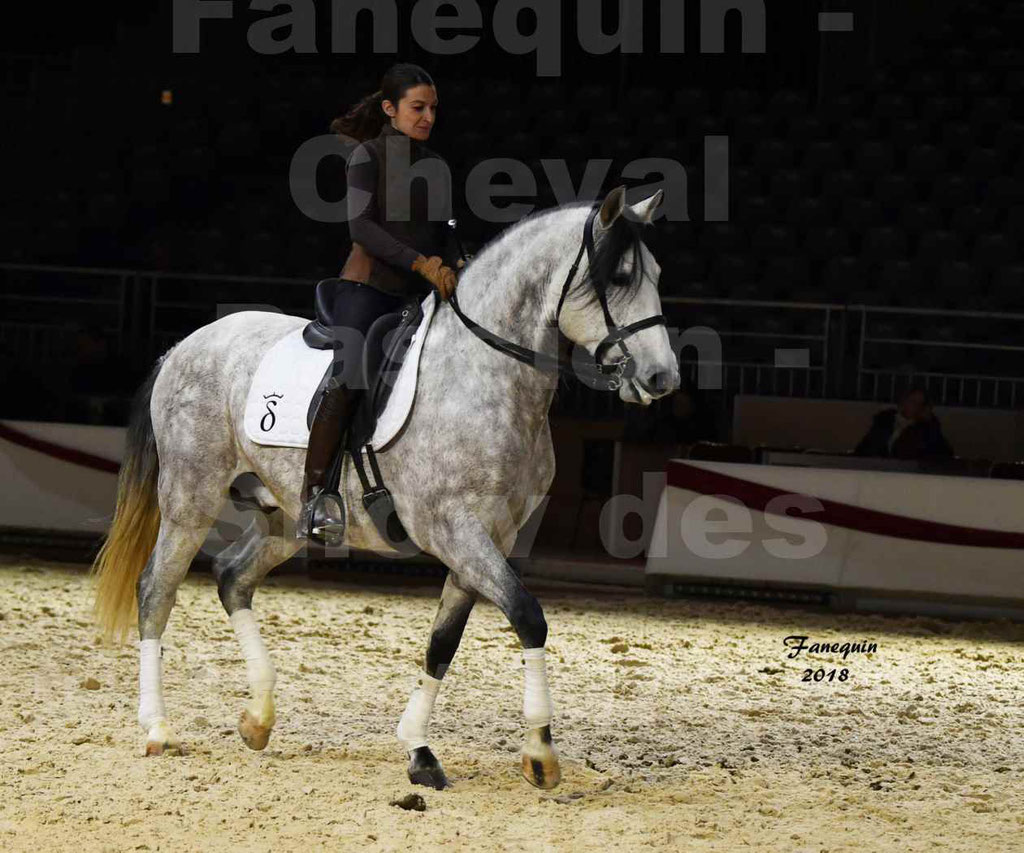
[447,201,667,392]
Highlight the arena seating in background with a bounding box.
[2,1,1023,425]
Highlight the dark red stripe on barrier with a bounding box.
[0,421,120,474]
[667,459,1024,550]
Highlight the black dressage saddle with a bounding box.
[302,279,424,438]
[300,278,427,553]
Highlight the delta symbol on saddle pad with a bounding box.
[243,292,437,452]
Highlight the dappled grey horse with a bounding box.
[90,186,680,789]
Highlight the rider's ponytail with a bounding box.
[329,63,436,142]
[330,89,386,142]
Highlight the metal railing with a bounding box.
[0,263,313,362]
[0,263,138,357]
[146,269,312,355]
[662,295,839,399]
[4,262,1024,415]
[856,304,1024,409]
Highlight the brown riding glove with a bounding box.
[412,255,458,301]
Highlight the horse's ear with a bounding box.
[595,185,627,232]
[626,189,664,225]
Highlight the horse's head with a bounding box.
[554,186,680,405]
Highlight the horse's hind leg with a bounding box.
[398,572,476,789]
[138,515,213,756]
[430,510,560,790]
[213,511,300,751]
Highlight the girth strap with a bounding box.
[349,441,419,556]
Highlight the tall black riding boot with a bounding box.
[295,380,362,545]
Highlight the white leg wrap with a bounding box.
[230,609,276,695]
[523,647,553,728]
[138,638,167,730]
[396,672,442,752]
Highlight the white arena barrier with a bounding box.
[0,419,253,550]
[645,459,1024,613]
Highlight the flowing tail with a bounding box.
[89,355,166,646]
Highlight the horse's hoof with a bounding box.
[407,746,450,790]
[238,709,273,751]
[145,739,184,757]
[521,725,561,790]
[144,719,184,757]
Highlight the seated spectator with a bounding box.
[854,387,954,460]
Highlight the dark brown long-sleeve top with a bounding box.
[343,121,460,299]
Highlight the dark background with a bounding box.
[1,0,1020,432]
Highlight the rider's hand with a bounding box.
[412,255,458,300]
[412,255,443,283]
[437,266,458,300]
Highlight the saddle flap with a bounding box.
[349,300,425,449]
[363,304,422,397]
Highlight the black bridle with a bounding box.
[445,201,667,392]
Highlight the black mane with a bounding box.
[567,201,648,312]
[472,199,650,313]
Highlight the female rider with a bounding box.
[297,63,462,543]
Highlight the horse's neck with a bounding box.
[432,237,561,423]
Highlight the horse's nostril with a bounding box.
[641,370,676,395]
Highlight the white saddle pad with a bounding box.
[243,292,436,451]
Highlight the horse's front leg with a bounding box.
[397,572,475,789]
[431,510,560,790]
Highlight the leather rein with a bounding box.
[445,201,667,392]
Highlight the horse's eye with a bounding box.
[611,273,632,286]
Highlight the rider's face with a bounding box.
[385,85,438,143]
